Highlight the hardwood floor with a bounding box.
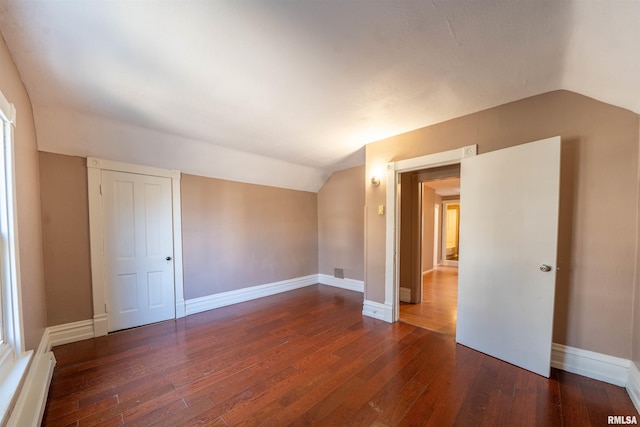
[43,284,638,426]
[400,266,458,335]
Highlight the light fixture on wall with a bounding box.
[370,175,380,187]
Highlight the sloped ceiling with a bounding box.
[0,1,639,191]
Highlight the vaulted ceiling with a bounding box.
[0,1,639,191]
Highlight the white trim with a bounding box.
[185,275,318,316]
[4,318,100,427]
[318,274,364,292]
[1,110,25,356]
[171,175,186,319]
[551,343,630,387]
[399,287,411,303]
[175,298,186,320]
[87,166,106,336]
[45,320,96,350]
[0,90,16,125]
[362,300,393,322]
[34,319,95,355]
[87,158,184,336]
[0,92,29,426]
[627,362,640,414]
[385,145,476,323]
[93,314,108,338]
[441,260,459,267]
[441,199,460,267]
[384,162,397,320]
[4,321,59,427]
[0,351,32,426]
[6,352,54,427]
[395,146,477,172]
[87,157,180,179]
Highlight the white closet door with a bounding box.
[102,170,175,331]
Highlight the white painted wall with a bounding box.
[35,107,327,192]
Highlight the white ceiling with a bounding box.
[0,1,639,191]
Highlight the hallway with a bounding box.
[400,266,458,335]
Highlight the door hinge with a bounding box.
[105,303,108,313]
[99,184,103,195]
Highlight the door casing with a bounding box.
[384,145,477,322]
[441,200,460,267]
[88,157,185,336]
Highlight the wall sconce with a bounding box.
[370,175,380,187]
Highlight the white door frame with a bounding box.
[384,145,476,322]
[87,157,185,336]
[441,200,461,267]
[433,204,440,267]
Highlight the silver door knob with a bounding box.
[539,264,552,272]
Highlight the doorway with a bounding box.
[387,138,561,377]
[442,200,460,266]
[87,158,185,336]
[398,167,460,335]
[101,170,176,332]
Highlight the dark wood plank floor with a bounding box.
[43,285,638,426]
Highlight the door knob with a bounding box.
[166,256,172,261]
[539,264,552,272]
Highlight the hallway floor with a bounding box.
[400,266,458,335]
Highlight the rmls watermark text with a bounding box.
[608,415,638,425]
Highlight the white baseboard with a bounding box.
[551,343,630,387]
[318,274,364,292]
[6,352,55,427]
[45,319,96,350]
[627,362,640,414]
[0,352,32,426]
[175,298,186,319]
[6,321,62,427]
[185,274,318,316]
[399,287,411,303]
[362,300,393,322]
[93,313,108,337]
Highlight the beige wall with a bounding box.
[39,152,92,326]
[181,174,318,299]
[0,35,47,351]
[634,121,640,368]
[317,166,364,281]
[365,90,640,358]
[37,157,320,322]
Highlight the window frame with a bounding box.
[0,89,28,424]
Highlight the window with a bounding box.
[0,109,6,348]
[0,89,29,425]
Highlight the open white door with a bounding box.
[456,136,561,377]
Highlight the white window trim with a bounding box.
[0,90,32,426]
